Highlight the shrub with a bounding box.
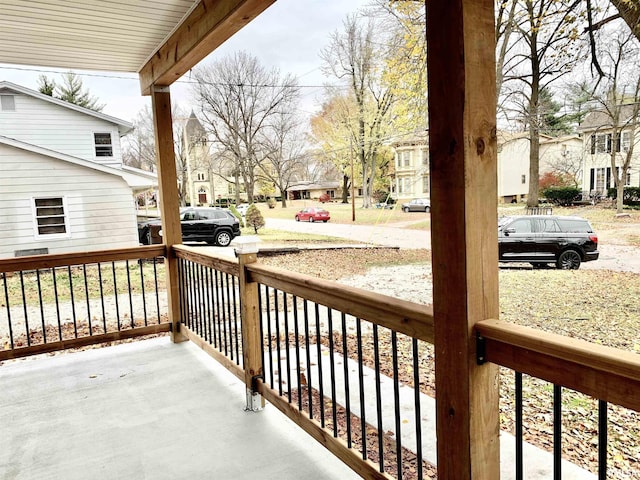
[245,204,265,233]
[539,172,571,192]
[266,198,277,209]
[319,193,330,203]
[607,186,640,205]
[542,186,581,206]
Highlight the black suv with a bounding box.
[498,215,599,269]
[138,207,241,246]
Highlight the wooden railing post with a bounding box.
[427,1,501,479]
[236,239,264,411]
[150,85,187,343]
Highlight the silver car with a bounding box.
[401,198,431,213]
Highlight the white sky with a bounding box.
[0,0,369,123]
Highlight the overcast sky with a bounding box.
[0,0,369,123]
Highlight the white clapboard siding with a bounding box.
[0,143,140,258]
[0,92,124,167]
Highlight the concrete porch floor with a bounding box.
[0,337,360,480]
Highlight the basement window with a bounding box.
[94,133,113,157]
[33,197,68,236]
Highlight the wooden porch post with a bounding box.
[151,86,187,343]
[426,1,500,479]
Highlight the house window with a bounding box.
[422,176,430,193]
[622,131,631,152]
[521,174,526,184]
[402,151,411,167]
[1,95,16,111]
[591,133,618,154]
[326,190,335,198]
[594,167,607,191]
[421,149,429,165]
[197,173,206,181]
[33,197,68,236]
[94,133,113,157]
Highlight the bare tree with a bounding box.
[258,111,307,207]
[587,27,640,213]
[321,14,395,208]
[191,51,300,204]
[122,105,157,171]
[501,0,585,206]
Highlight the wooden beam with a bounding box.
[151,86,186,343]
[139,0,276,95]
[426,1,500,479]
[477,319,640,411]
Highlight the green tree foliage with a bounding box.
[542,186,581,205]
[245,204,265,233]
[539,87,573,135]
[37,72,104,112]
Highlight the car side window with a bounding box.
[183,211,196,220]
[540,218,560,232]
[508,219,533,233]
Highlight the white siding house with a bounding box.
[0,81,155,258]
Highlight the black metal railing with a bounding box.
[0,247,170,360]
[177,257,243,369]
[257,284,436,480]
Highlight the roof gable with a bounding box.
[0,81,133,135]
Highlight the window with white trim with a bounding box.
[402,151,411,167]
[422,175,430,193]
[94,133,113,157]
[33,197,68,236]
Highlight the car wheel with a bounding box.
[215,230,232,247]
[425,206,431,213]
[403,207,410,213]
[295,216,300,222]
[309,217,314,222]
[556,250,581,270]
[323,220,328,223]
[145,230,152,245]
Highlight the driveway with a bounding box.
[264,219,640,273]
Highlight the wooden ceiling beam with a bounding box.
[138,0,275,95]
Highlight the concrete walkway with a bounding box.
[0,338,360,480]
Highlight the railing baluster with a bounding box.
[356,317,367,461]
[303,299,313,419]
[258,285,265,379]
[67,267,78,338]
[265,287,274,388]
[204,266,212,344]
[283,292,292,403]
[97,263,107,333]
[19,272,30,346]
[214,269,222,349]
[232,275,240,364]
[412,338,423,480]
[112,262,121,331]
[36,269,46,343]
[341,312,352,448]
[274,289,283,396]
[327,307,338,437]
[83,264,92,335]
[52,268,62,340]
[293,295,302,411]
[2,272,14,349]
[516,371,523,480]
[554,384,562,480]
[392,330,403,479]
[153,258,161,324]
[139,260,148,326]
[598,400,608,480]
[226,273,234,359]
[125,260,134,328]
[177,259,186,328]
[373,324,384,472]
[315,302,325,428]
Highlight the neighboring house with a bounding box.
[0,81,156,258]
[182,112,230,206]
[393,134,430,201]
[288,181,340,201]
[393,131,590,204]
[578,108,640,197]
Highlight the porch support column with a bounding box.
[151,86,187,343]
[426,1,500,479]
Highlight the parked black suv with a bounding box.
[498,215,599,269]
[138,207,241,246]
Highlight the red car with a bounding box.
[294,207,330,223]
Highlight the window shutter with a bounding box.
[590,169,594,190]
[590,135,596,154]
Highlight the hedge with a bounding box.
[607,186,640,205]
[541,186,581,206]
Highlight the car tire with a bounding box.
[323,220,328,223]
[295,216,300,222]
[403,207,410,213]
[556,250,581,270]
[309,217,314,222]
[145,230,152,245]
[425,206,430,213]
[214,230,232,247]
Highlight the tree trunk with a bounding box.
[281,189,287,208]
[341,174,349,203]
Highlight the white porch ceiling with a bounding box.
[0,0,198,73]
